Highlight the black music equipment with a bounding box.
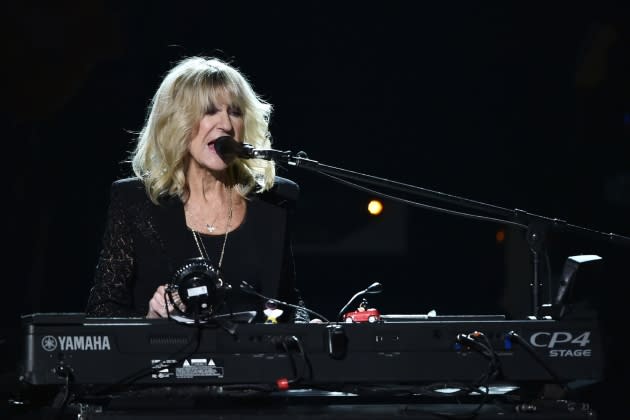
[214,136,290,162]
[166,257,231,323]
[18,313,603,390]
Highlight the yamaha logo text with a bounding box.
[41,335,111,351]
[529,331,592,357]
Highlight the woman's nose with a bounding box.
[218,110,234,132]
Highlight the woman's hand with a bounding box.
[146,285,169,318]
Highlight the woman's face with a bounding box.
[188,93,244,172]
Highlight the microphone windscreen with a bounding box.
[214,136,241,163]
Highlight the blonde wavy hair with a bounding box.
[131,56,275,204]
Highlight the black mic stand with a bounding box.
[263,149,630,319]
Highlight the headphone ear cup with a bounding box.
[168,257,229,319]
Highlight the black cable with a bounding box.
[473,333,501,386]
[47,368,72,420]
[451,331,503,418]
[277,335,309,386]
[239,281,329,322]
[79,322,206,398]
[400,382,494,420]
[507,331,568,393]
[283,335,312,384]
[280,337,299,384]
[456,333,500,379]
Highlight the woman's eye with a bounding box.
[206,107,218,115]
[229,108,243,117]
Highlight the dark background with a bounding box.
[3,1,629,418]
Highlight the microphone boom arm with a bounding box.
[262,148,630,318]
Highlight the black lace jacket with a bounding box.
[85,176,308,323]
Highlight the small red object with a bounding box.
[343,308,381,323]
[276,377,290,390]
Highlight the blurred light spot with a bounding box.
[367,199,383,215]
[496,229,505,244]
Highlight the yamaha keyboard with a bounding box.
[18,313,603,389]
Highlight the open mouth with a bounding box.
[207,139,218,152]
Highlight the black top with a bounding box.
[85,176,305,323]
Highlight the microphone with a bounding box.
[337,282,383,321]
[214,136,252,163]
[214,136,291,163]
[239,280,329,323]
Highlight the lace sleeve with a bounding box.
[85,184,137,316]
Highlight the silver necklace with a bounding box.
[204,197,225,233]
[191,187,233,270]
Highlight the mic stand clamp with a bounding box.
[514,210,568,318]
[252,148,295,162]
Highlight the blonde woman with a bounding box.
[86,57,307,323]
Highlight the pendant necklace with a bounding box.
[206,214,220,233]
[191,187,233,271]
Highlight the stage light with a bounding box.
[367,199,383,215]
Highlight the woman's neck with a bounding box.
[185,165,230,205]
[183,164,247,235]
